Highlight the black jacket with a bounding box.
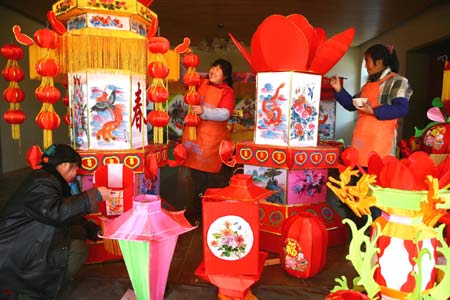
[0,167,99,299]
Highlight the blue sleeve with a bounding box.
[373,97,409,120]
[334,88,357,111]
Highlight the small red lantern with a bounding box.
[280,213,328,278]
[4,109,25,125]
[183,53,200,68]
[147,37,170,54]
[147,61,169,78]
[34,28,60,49]
[147,110,170,127]
[183,71,201,86]
[147,85,169,103]
[1,44,24,60]
[35,85,61,104]
[36,110,60,130]
[62,94,69,106]
[63,113,71,125]
[184,113,200,127]
[3,86,25,103]
[2,65,25,82]
[183,89,200,105]
[35,58,60,77]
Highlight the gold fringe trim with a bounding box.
[442,61,450,102]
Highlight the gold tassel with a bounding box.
[442,61,450,103]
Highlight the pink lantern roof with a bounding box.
[228,14,355,75]
[101,195,196,241]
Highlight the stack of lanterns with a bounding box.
[146,36,170,144]
[33,28,61,149]
[1,43,26,142]
[182,51,201,140]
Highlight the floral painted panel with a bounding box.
[69,72,89,149]
[206,215,254,261]
[87,13,130,30]
[289,72,322,147]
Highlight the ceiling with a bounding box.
[1,0,446,47]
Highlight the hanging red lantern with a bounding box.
[63,113,71,125]
[36,110,60,130]
[147,61,169,78]
[0,44,24,60]
[183,88,200,105]
[183,71,201,86]
[4,109,25,125]
[2,65,25,82]
[35,57,60,77]
[3,86,25,103]
[147,85,169,103]
[184,113,200,127]
[147,110,170,127]
[62,94,69,106]
[183,53,200,68]
[35,85,61,104]
[147,36,170,54]
[33,28,60,49]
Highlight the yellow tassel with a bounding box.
[442,61,450,103]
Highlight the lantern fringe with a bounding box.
[442,61,450,103]
[43,129,52,149]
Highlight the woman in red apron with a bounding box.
[182,59,235,219]
[329,44,413,226]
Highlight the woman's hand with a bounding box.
[191,105,204,115]
[356,103,374,115]
[329,75,342,93]
[97,186,112,202]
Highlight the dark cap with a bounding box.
[41,144,81,167]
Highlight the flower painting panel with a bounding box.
[254,72,290,146]
[206,215,254,261]
[287,169,328,205]
[69,72,89,149]
[88,71,131,150]
[289,72,321,147]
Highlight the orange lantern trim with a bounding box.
[1,43,26,142]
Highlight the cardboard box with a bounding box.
[254,72,322,147]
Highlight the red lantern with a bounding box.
[3,86,25,103]
[2,66,25,82]
[35,85,61,104]
[4,109,25,124]
[0,44,24,60]
[280,213,328,278]
[62,94,69,106]
[183,89,200,105]
[36,110,60,130]
[184,113,200,127]
[147,110,170,127]
[35,57,60,77]
[34,28,60,49]
[63,113,71,125]
[147,37,170,54]
[147,85,169,103]
[147,61,169,78]
[183,53,199,68]
[183,71,201,86]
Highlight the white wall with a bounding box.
[0,7,69,173]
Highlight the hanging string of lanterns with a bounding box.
[146,36,170,144]
[1,43,26,143]
[182,51,201,141]
[33,28,62,149]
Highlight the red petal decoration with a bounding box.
[47,11,67,35]
[367,151,384,184]
[26,145,43,170]
[12,25,34,46]
[309,27,355,75]
[407,151,439,190]
[287,14,317,68]
[228,32,255,72]
[379,160,415,190]
[256,14,309,72]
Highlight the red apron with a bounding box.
[182,80,230,173]
[351,73,397,167]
